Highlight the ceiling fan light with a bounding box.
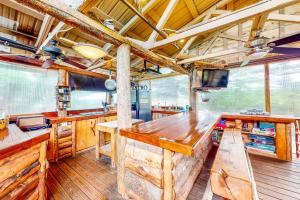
[73,43,107,59]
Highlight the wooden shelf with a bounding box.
[246,147,277,159]
[99,143,112,157]
[242,131,275,138]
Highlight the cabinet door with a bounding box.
[76,119,97,151]
[276,123,292,161]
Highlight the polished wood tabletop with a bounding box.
[120,111,220,156]
[0,124,50,159]
[45,111,117,124]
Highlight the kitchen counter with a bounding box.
[0,124,49,199]
[0,124,49,159]
[45,111,117,124]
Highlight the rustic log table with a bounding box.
[95,118,144,168]
[0,124,50,199]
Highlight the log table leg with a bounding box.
[95,126,100,160]
[111,129,117,168]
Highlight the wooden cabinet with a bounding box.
[75,118,98,151]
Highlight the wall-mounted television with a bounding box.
[201,69,229,88]
[69,73,106,91]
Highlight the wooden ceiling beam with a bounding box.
[1,0,44,20]
[89,7,124,30]
[249,13,269,41]
[147,0,179,43]
[268,13,300,23]
[184,0,199,18]
[152,0,299,49]
[177,48,249,64]
[34,14,55,47]
[103,0,160,52]
[15,0,187,73]
[79,0,101,14]
[177,0,235,56]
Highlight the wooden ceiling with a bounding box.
[0,0,300,80]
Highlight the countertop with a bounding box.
[0,124,50,159]
[120,111,220,156]
[45,111,117,124]
[120,112,296,156]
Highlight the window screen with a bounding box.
[197,65,265,113]
[269,59,300,117]
[0,61,58,115]
[151,75,189,107]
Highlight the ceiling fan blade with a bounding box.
[240,57,250,67]
[270,47,300,55]
[62,57,88,69]
[268,31,300,46]
[41,59,54,69]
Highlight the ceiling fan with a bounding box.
[241,31,300,67]
[0,36,94,69]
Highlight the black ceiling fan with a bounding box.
[0,36,88,69]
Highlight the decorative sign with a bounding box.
[131,82,150,91]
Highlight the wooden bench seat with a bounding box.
[210,128,258,200]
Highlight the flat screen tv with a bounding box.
[69,73,106,91]
[201,69,229,88]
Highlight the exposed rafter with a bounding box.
[103,0,160,52]
[268,14,300,23]
[34,14,55,47]
[177,48,249,64]
[14,0,187,74]
[152,0,299,49]
[1,0,44,20]
[183,0,199,18]
[147,0,179,43]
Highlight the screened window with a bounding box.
[269,59,300,117]
[0,61,58,115]
[69,90,107,110]
[151,75,189,107]
[197,65,265,113]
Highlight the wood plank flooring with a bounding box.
[47,148,300,200]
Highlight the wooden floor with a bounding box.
[47,148,300,200]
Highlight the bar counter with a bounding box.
[120,111,219,200]
[120,111,296,200]
[0,124,49,199]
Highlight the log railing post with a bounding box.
[264,63,271,113]
[116,44,132,197]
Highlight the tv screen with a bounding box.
[69,73,106,91]
[202,69,229,88]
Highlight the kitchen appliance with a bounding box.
[131,82,152,122]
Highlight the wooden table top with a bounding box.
[45,111,117,124]
[0,124,50,159]
[120,112,296,156]
[120,111,220,156]
[96,119,144,129]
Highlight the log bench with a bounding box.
[210,128,258,200]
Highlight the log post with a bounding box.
[264,63,271,113]
[189,73,197,111]
[116,44,132,197]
